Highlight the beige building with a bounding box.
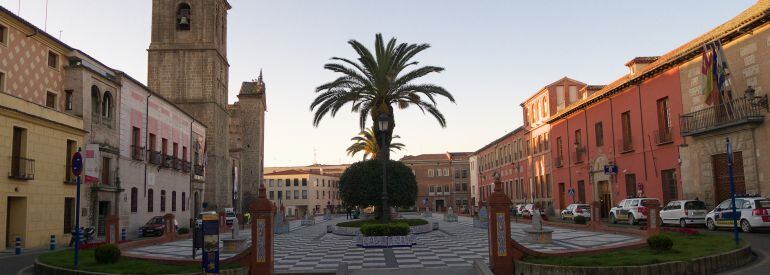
[263,170,341,218]
[0,7,86,249]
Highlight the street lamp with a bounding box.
[378,113,390,223]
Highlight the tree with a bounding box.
[338,160,417,217]
[311,33,454,161]
[346,128,405,161]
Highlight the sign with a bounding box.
[84,144,101,183]
[201,213,219,273]
[567,188,575,196]
[603,164,618,175]
[72,152,83,176]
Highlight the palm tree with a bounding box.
[311,33,454,160]
[346,128,405,161]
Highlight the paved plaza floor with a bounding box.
[124,213,641,273]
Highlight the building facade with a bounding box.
[401,153,471,213]
[263,170,341,217]
[0,8,86,248]
[228,73,267,213]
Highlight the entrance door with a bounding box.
[6,197,27,248]
[435,200,445,212]
[558,183,566,210]
[97,201,110,236]
[598,180,611,218]
[712,152,745,206]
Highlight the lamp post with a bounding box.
[378,113,390,223]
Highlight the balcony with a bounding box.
[194,164,204,176]
[654,128,673,145]
[173,158,183,171]
[555,155,564,167]
[680,95,768,136]
[9,156,35,180]
[572,146,585,163]
[181,161,191,173]
[131,145,145,161]
[162,155,173,169]
[148,150,162,165]
[617,138,633,153]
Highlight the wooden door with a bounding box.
[712,151,745,205]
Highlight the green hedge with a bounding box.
[361,223,410,236]
[94,244,121,264]
[337,218,428,228]
[574,215,588,225]
[647,234,674,251]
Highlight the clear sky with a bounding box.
[1,0,756,166]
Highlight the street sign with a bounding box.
[603,164,618,175]
[201,212,219,273]
[72,152,83,176]
[568,188,575,196]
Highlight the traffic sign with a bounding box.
[72,152,83,176]
[568,188,575,196]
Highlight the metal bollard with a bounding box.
[121,228,127,241]
[15,236,21,255]
[50,235,56,250]
[137,228,143,238]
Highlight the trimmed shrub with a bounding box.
[337,218,428,228]
[389,223,410,236]
[574,215,588,225]
[177,227,190,234]
[94,244,121,264]
[361,224,390,236]
[647,234,674,251]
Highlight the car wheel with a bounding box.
[679,218,687,228]
[628,214,636,225]
[610,213,616,224]
[707,218,717,231]
[741,219,752,233]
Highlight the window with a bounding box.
[269,191,274,200]
[569,85,577,103]
[625,173,637,198]
[160,190,166,211]
[181,192,186,211]
[302,178,307,186]
[130,187,138,212]
[148,189,154,212]
[182,146,187,161]
[176,3,191,31]
[595,122,604,146]
[0,24,7,45]
[315,179,319,187]
[556,137,563,166]
[65,140,76,182]
[90,86,100,114]
[656,97,672,143]
[64,90,73,110]
[294,178,299,186]
[294,190,299,200]
[286,191,290,200]
[556,86,565,108]
[172,191,177,211]
[48,51,58,69]
[278,191,283,200]
[0,71,6,92]
[46,91,57,108]
[102,92,112,118]
[173,142,179,161]
[302,190,307,199]
[149,133,157,151]
[269,179,274,187]
[64,197,75,234]
[443,168,449,177]
[316,190,319,199]
[428,169,434,177]
[101,157,111,185]
[621,111,632,151]
[662,169,677,203]
[162,138,168,158]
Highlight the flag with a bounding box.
[702,43,717,105]
[202,141,208,177]
[714,40,733,103]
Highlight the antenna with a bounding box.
[58,30,63,40]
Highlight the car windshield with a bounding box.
[577,205,590,210]
[757,200,770,209]
[641,199,659,206]
[148,217,163,224]
[226,213,236,217]
[685,201,707,210]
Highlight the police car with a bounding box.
[560,204,591,220]
[706,195,770,233]
[609,197,660,225]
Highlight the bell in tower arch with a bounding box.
[176,3,191,31]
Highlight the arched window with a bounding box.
[130,187,138,213]
[161,190,167,212]
[91,86,100,114]
[182,192,186,212]
[172,191,177,211]
[102,92,112,118]
[176,3,191,31]
[148,189,154,212]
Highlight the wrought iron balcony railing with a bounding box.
[680,95,768,136]
[194,164,204,176]
[131,145,145,161]
[148,150,162,165]
[181,161,191,173]
[162,155,173,168]
[9,156,35,180]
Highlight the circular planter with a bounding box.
[514,245,752,275]
[331,223,434,236]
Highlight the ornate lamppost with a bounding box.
[378,113,390,223]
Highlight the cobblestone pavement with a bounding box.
[125,213,641,272]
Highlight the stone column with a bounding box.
[589,201,602,230]
[643,200,661,236]
[250,184,274,275]
[487,173,518,274]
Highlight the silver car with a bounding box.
[660,200,708,227]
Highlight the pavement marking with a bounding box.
[16,265,33,275]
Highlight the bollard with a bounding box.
[15,236,21,255]
[137,228,143,238]
[121,228,127,241]
[50,235,56,250]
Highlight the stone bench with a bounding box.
[523,228,554,244]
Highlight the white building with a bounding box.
[263,170,341,218]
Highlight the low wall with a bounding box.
[33,259,248,275]
[513,245,752,275]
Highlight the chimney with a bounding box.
[625,56,660,75]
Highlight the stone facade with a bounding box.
[228,73,267,213]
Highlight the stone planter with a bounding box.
[356,234,417,248]
[332,223,434,236]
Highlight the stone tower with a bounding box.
[147,0,232,210]
[228,71,267,212]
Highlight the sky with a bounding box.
[1,0,757,166]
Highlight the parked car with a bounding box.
[514,204,526,216]
[560,204,591,220]
[140,216,169,237]
[521,204,544,217]
[609,197,660,225]
[660,200,708,227]
[706,196,770,232]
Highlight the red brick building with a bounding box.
[401,153,472,213]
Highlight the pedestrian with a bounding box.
[346,207,352,220]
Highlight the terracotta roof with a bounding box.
[264,169,325,176]
[473,126,526,154]
[520,77,586,106]
[400,152,473,162]
[549,0,770,122]
[624,56,660,66]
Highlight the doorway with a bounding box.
[6,197,27,249]
[598,180,612,218]
[577,180,586,203]
[97,201,111,236]
[712,152,745,206]
[435,199,445,212]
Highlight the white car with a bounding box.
[660,200,708,227]
[609,198,660,225]
[706,196,770,232]
[560,204,591,220]
[521,204,544,217]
